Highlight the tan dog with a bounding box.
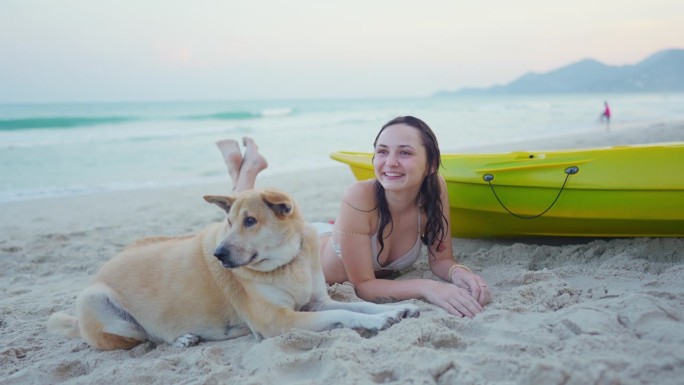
[47,188,419,350]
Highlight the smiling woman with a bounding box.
[216,117,491,318]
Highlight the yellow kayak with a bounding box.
[330,142,684,238]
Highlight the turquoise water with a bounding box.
[1,93,683,202]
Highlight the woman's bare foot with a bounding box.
[233,137,268,192]
[241,137,268,174]
[215,139,242,189]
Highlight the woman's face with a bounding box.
[373,123,429,193]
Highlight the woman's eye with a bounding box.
[243,217,257,227]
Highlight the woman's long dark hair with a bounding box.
[372,116,447,260]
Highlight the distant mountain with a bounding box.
[435,48,684,96]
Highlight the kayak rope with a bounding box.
[483,166,579,219]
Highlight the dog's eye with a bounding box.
[243,216,257,227]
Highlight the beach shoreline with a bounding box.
[1,120,683,385]
[448,118,684,153]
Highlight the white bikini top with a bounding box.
[370,212,422,272]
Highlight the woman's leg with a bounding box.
[234,137,268,193]
[215,139,243,191]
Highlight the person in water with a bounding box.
[601,101,611,124]
[216,116,490,317]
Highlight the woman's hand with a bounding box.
[451,268,491,307]
[422,280,485,318]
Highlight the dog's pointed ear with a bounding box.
[203,195,237,213]
[261,190,293,218]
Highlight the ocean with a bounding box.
[2,93,683,203]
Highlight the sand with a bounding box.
[1,120,683,385]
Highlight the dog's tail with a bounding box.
[47,312,81,338]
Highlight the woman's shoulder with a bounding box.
[341,179,377,212]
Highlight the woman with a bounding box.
[217,116,490,317]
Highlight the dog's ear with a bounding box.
[203,195,237,214]
[261,190,293,218]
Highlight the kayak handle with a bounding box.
[483,166,579,219]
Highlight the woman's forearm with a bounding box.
[430,259,455,282]
[353,278,436,303]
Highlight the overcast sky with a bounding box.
[1,0,682,103]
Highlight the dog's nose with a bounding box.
[213,247,236,268]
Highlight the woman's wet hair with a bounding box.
[372,116,447,260]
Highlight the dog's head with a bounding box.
[203,189,305,272]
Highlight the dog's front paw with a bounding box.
[372,312,404,331]
[394,303,420,319]
[372,305,420,329]
[354,312,406,338]
[173,334,201,348]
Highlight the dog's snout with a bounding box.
[213,247,236,268]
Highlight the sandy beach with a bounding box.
[1,120,683,385]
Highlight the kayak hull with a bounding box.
[330,143,684,238]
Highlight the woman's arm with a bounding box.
[354,277,483,317]
[332,180,379,285]
[427,175,491,306]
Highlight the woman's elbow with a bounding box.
[351,279,379,302]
